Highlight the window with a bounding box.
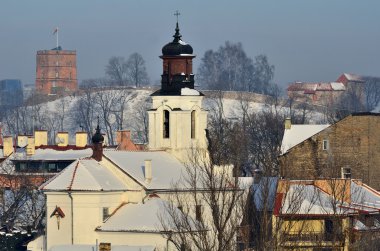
[163,110,170,138]
[48,163,57,172]
[341,167,351,179]
[195,205,202,221]
[19,163,27,172]
[56,61,59,66]
[191,110,196,139]
[55,72,59,78]
[102,207,109,221]
[322,139,329,150]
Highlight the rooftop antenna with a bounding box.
[53,27,59,48]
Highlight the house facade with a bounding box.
[280,113,380,190]
[273,179,380,250]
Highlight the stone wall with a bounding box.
[280,114,380,190]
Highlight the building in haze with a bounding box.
[0,79,23,108]
[35,46,77,95]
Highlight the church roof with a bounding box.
[162,22,193,56]
[40,158,129,191]
[97,197,198,233]
[103,150,188,190]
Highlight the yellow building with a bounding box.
[272,179,380,250]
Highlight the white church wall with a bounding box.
[46,191,126,250]
[96,232,170,251]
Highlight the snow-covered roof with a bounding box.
[11,148,92,161]
[330,82,346,91]
[103,150,187,190]
[97,198,190,233]
[181,87,200,96]
[343,73,365,82]
[281,124,330,154]
[50,245,155,251]
[41,159,129,191]
[238,177,254,189]
[279,180,380,216]
[281,184,345,215]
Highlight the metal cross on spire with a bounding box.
[174,10,180,23]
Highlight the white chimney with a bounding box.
[144,159,152,182]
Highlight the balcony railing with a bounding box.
[282,232,344,243]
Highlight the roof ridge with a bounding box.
[68,161,80,190]
[40,160,78,190]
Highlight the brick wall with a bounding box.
[280,114,380,190]
[35,50,77,94]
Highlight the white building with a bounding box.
[28,21,213,251]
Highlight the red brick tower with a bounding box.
[35,47,77,94]
[152,21,195,95]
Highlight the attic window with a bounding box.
[322,139,329,150]
[341,167,351,179]
[103,207,109,221]
[163,110,170,138]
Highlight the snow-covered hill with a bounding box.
[1,88,324,143]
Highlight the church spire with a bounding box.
[173,11,182,42]
[91,117,104,162]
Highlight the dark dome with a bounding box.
[92,125,104,144]
[162,22,193,56]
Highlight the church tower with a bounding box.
[148,20,208,162]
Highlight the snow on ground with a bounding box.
[2,89,326,140]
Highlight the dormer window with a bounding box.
[163,110,170,138]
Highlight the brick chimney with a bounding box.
[35,130,48,147]
[284,118,292,130]
[144,159,152,182]
[26,136,35,156]
[56,132,69,147]
[75,132,88,147]
[3,136,14,157]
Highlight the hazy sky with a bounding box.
[1,0,379,89]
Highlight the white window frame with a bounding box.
[341,167,351,179]
[322,139,329,150]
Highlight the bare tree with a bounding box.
[197,41,275,94]
[130,97,150,143]
[70,87,97,142]
[105,56,129,86]
[159,148,247,251]
[126,53,149,87]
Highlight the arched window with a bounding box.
[191,110,196,139]
[163,110,170,138]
